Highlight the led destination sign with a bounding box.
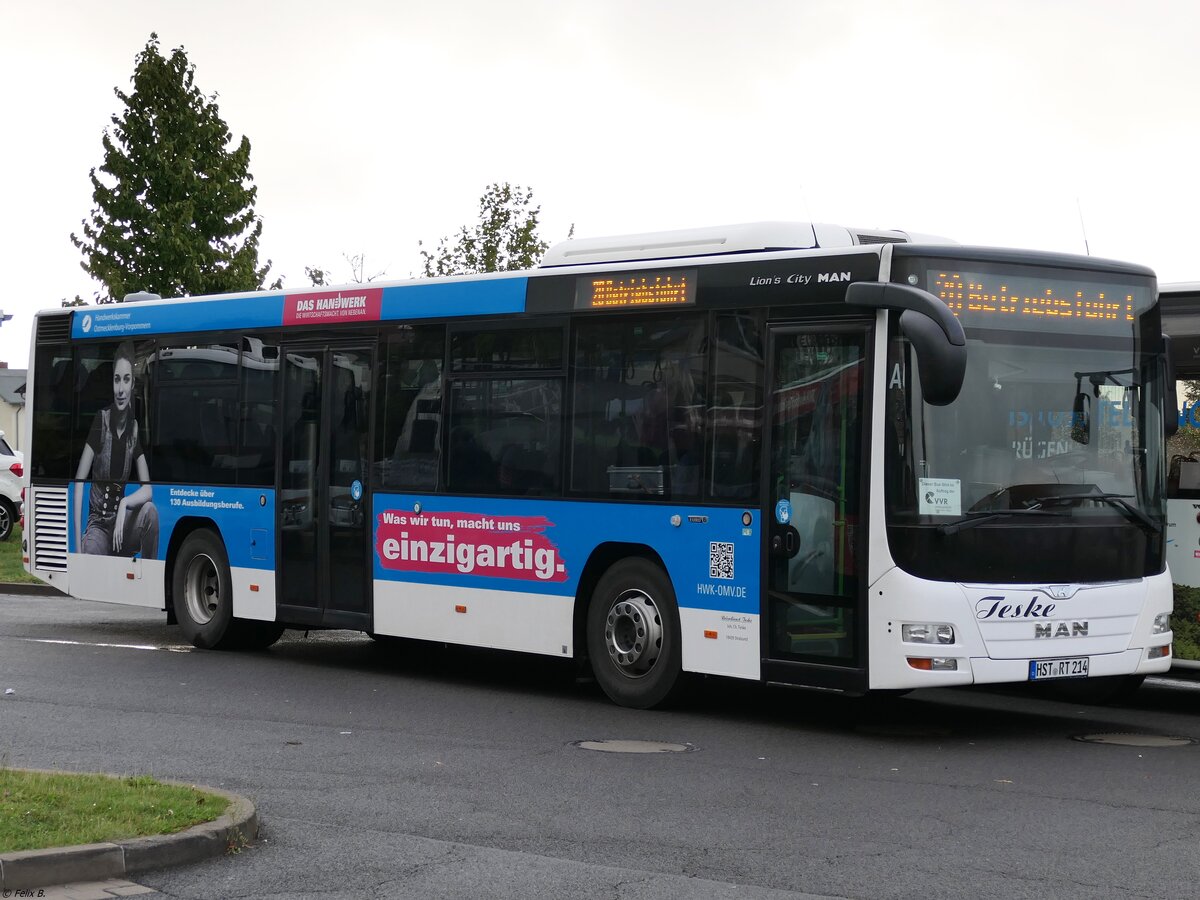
[929,268,1151,333]
[575,269,696,310]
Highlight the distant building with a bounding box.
[0,367,27,454]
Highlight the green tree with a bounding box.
[420,183,550,276]
[301,253,385,288]
[70,33,270,303]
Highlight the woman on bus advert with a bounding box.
[73,341,159,558]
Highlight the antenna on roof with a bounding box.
[1076,197,1091,256]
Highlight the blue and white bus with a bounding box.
[24,222,1174,706]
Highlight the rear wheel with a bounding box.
[172,530,240,650]
[587,558,683,709]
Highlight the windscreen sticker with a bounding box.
[918,477,962,517]
[774,499,792,525]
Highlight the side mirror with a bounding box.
[1072,392,1091,444]
[898,310,968,406]
[846,282,967,406]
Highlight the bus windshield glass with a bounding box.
[884,258,1165,579]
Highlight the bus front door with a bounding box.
[763,325,869,691]
[278,344,374,629]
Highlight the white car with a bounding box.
[0,430,23,541]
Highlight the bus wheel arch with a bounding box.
[579,546,683,709]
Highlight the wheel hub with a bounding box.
[183,553,220,626]
[604,589,663,676]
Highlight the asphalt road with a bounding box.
[3,592,1200,899]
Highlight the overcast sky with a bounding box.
[2,0,1197,368]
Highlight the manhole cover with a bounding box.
[573,740,694,754]
[1073,733,1196,747]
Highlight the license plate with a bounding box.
[1029,656,1090,680]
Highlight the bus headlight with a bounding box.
[902,623,955,644]
[1152,613,1170,635]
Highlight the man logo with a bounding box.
[1034,621,1089,638]
[924,491,934,504]
[1045,584,1078,600]
[81,314,93,333]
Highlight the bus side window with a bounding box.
[374,325,445,491]
[570,314,706,500]
[708,313,763,502]
[32,348,74,478]
[236,338,279,487]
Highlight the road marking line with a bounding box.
[21,638,193,652]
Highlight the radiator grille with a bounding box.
[32,486,69,572]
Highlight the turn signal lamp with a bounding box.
[906,657,958,671]
[1148,645,1171,660]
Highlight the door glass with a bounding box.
[767,330,866,663]
[279,350,321,609]
[327,350,371,613]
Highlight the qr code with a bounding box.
[709,542,735,579]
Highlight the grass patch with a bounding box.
[0,525,40,584]
[0,769,229,853]
[1174,584,1200,662]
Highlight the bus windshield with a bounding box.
[884,259,1166,581]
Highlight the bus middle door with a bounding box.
[277,343,374,629]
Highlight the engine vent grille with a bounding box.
[854,233,907,245]
[36,314,72,344]
[32,486,68,572]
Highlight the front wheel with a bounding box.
[587,558,683,709]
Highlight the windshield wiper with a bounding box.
[936,508,1065,535]
[1025,492,1161,533]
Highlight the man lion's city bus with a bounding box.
[23,222,1174,707]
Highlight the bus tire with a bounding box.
[173,530,238,650]
[0,497,15,542]
[587,558,683,709]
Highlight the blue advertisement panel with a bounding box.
[71,482,275,570]
[372,495,760,615]
[379,279,527,320]
[71,297,286,340]
[69,278,529,339]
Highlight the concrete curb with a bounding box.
[0,777,257,890]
